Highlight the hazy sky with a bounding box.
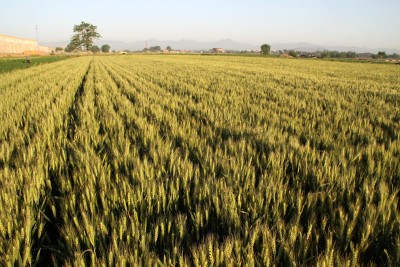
[1,0,399,49]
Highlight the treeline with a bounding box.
[143,46,174,52]
[318,50,399,59]
[143,46,162,52]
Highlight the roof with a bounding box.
[0,34,36,42]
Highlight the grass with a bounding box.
[0,55,72,74]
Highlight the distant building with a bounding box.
[212,48,224,53]
[0,34,53,54]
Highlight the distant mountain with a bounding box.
[43,39,259,51]
[41,39,399,54]
[96,39,259,51]
[42,40,69,48]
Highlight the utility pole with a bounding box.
[35,25,39,51]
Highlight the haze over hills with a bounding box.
[3,1,400,55]
[42,39,400,54]
[274,42,400,54]
[43,39,259,51]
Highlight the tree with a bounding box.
[377,51,387,59]
[390,53,399,59]
[289,50,298,58]
[70,21,101,51]
[149,46,161,52]
[90,45,100,53]
[166,46,172,52]
[55,47,63,52]
[321,50,330,58]
[261,44,271,55]
[101,44,111,53]
[64,43,77,53]
[346,51,357,58]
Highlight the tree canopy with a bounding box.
[144,46,162,52]
[69,21,101,51]
[101,44,111,53]
[377,51,387,59]
[288,50,298,58]
[64,43,77,53]
[90,45,101,53]
[320,50,357,59]
[261,44,271,55]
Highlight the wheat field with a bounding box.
[0,55,399,266]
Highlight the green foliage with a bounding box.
[377,51,387,59]
[0,56,70,74]
[101,44,111,53]
[288,50,298,57]
[390,53,400,59]
[64,43,77,53]
[261,44,271,54]
[0,55,399,266]
[70,21,101,51]
[321,50,358,58]
[143,46,162,52]
[90,45,100,53]
[151,46,161,52]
